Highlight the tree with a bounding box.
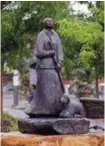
[58,1,104,98]
[1,1,69,69]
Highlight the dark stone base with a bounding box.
[80,98,104,118]
[18,118,90,134]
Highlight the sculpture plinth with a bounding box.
[18,117,90,134]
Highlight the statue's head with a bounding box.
[43,17,54,29]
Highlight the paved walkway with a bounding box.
[3,84,29,118]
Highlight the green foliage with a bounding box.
[78,46,96,69]
[58,1,104,80]
[58,19,103,46]
[62,58,75,79]
[1,111,18,132]
[2,111,17,120]
[90,2,104,28]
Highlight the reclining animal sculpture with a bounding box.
[59,91,86,118]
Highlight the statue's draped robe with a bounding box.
[26,29,63,117]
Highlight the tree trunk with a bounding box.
[96,77,99,98]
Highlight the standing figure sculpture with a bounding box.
[25,18,64,117]
[19,18,90,135]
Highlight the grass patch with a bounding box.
[1,111,19,132]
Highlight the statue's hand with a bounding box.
[49,50,56,56]
[57,63,62,72]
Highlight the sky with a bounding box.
[71,1,95,16]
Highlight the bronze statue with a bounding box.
[25,18,64,117]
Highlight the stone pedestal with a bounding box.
[18,118,90,134]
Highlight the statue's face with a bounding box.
[43,18,54,28]
[46,20,53,27]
